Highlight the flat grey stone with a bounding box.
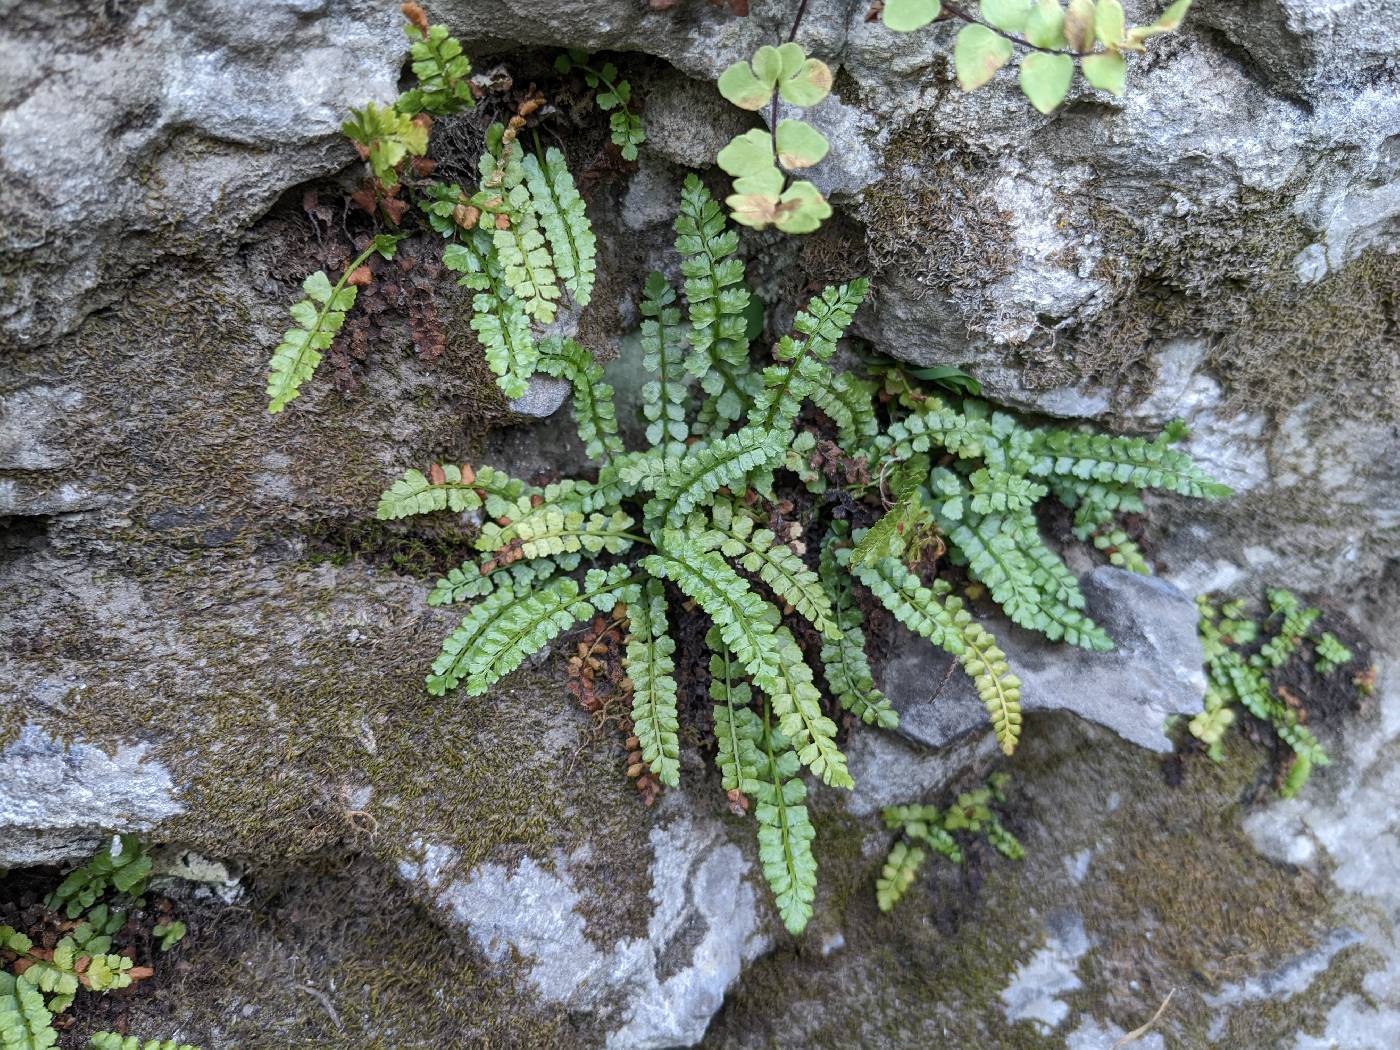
[882,567,1206,754]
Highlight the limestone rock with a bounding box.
[0,724,183,866]
[882,568,1207,754]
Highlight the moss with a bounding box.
[704,716,1341,1048]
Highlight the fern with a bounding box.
[1028,427,1232,499]
[841,543,964,654]
[1314,632,1353,675]
[0,973,55,1050]
[751,280,870,432]
[341,103,428,186]
[625,581,681,788]
[639,272,691,454]
[396,16,474,117]
[322,173,1227,937]
[265,236,402,413]
[375,463,530,520]
[647,427,784,528]
[675,175,759,424]
[708,627,763,798]
[537,338,623,461]
[817,530,898,728]
[1194,592,1335,794]
[952,610,1023,756]
[755,701,818,935]
[521,148,596,306]
[875,841,925,912]
[877,778,1024,911]
[705,500,838,638]
[428,552,578,606]
[429,565,639,696]
[46,836,150,920]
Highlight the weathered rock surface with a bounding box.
[0,724,182,865]
[882,567,1206,754]
[1,0,1398,1046]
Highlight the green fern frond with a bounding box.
[641,534,784,688]
[87,1036,202,1050]
[1314,632,1354,675]
[537,338,623,461]
[427,565,639,696]
[646,427,783,528]
[578,449,670,512]
[875,840,925,912]
[708,626,763,796]
[840,543,965,655]
[521,148,596,306]
[1255,595,1320,669]
[428,553,576,606]
[0,973,56,1050]
[875,400,994,462]
[809,370,880,450]
[1028,427,1233,499]
[675,174,756,425]
[493,192,561,325]
[968,467,1046,514]
[883,805,963,862]
[341,103,427,186]
[1091,527,1152,574]
[706,501,838,638]
[485,506,637,561]
[397,21,474,117]
[470,288,538,399]
[46,836,150,919]
[439,225,494,288]
[266,236,402,413]
[818,530,898,728]
[768,624,852,788]
[940,507,1112,652]
[625,580,681,788]
[640,272,690,454]
[375,463,530,521]
[752,280,870,432]
[952,607,1023,756]
[755,703,818,935]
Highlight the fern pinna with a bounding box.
[371,174,1229,934]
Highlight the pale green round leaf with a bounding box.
[1024,0,1066,48]
[732,166,785,196]
[981,0,1032,33]
[954,24,1014,91]
[1019,51,1074,112]
[1094,0,1125,46]
[775,119,830,169]
[1063,0,1096,50]
[882,0,942,32]
[752,45,785,84]
[718,61,774,111]
[776,41,808,78]
[1081,50,1126,95]
[775,180,832,234]
[717,129,777,176]
[726,189,781,229]
[1127,0,1192,45]
[778,57,834,107]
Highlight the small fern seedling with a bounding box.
[555,50,647,160]
[877,775,1023,911]
[1191,589,1354,796]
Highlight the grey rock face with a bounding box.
[398,808,769,1049]
[0,724,183,866]
[0,0,402,347]
[883,568,1207,754]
